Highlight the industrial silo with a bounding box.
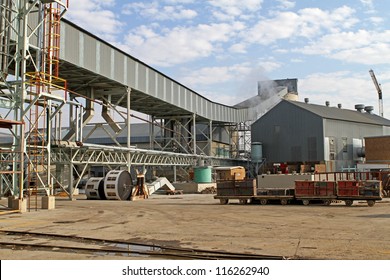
[251,142,263,163]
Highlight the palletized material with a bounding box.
[216,179,256,196]
[295,181,336,197]
[295,181,315,196]
[337,180,359,196]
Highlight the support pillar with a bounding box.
[173,165,177,183]
[47,99,52,195]
[150,116,155,150]
[192,113,196,155]
[209,120,212,156]
[127,87,131,173]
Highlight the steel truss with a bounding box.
[151,115,197,154]
[0,0,69,202]
[230,121,252,159]
[1,1,252,201]
[49,144,247,198]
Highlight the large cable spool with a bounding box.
[104,170,132,200]
[85,177,106,200]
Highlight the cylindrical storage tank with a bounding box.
[85,177,106,200]
[251,142,263,163]
[104,170,132,200]
[194,166,212,183]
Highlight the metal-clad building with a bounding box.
[251,100,390,171]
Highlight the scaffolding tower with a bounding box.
[0,0,68,209]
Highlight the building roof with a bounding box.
[287,100,390,126]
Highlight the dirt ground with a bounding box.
[1,194,390,260]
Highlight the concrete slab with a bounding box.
[173,182,216,193]
[10,198,26,212]
[0,195,390,260]
[41,196,56,210]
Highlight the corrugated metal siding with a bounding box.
[251,101,324,162]
[324,119,384,140]
[173,83,179,107]
[127,58,136,86]
[114,50,124,84]
[179,87,185,108]
[84,35,96,70]
[100,44,111,78]
[137,63,147,92]
[324,118,384,165]
[148,71,156,97]
[64,24,79,65]
[165,79,172,104]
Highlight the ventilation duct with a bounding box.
[364,106,374,114]
[355,104,365,112]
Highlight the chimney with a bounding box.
[337,104,342,109]
[364,106,374,114]
[304,98,309,104]
[355,104,365,112]
[325,101,330,107]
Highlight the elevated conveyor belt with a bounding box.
[58,19,251,123]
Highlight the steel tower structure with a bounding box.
[0,0,68,208]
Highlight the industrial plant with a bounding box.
[1,0,390,261]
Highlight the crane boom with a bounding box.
[369,69,383,117]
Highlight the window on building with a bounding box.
[342,137,347,153]
[329,137,336,160]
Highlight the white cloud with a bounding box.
[180,63,253,86]
[330,43,390,65]
[208,0,263,20]
[122,2,197,21]
[369,17,384,25]
[64,0,122,41]
[125,22,246,66]
[290,58,303,63]
[360,0,376,14]
[165,0,195,3]
[277,0,295,10]
[245,6,358,45]
[360,0,374,9]
[229,43,247,53]
[297,30,390,65]
[300,71,390,117]
[258,59,282,72]
[299,30,372,55]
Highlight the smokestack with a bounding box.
[355,104,365,112]
[337,104,342,109]
[325,101,330,107]
[304,98,309,104]
[364,106,374,114]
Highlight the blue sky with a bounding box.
[65,0,390,117]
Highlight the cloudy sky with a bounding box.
[65,0,390,117]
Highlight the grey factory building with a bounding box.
[251,99,390,172]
